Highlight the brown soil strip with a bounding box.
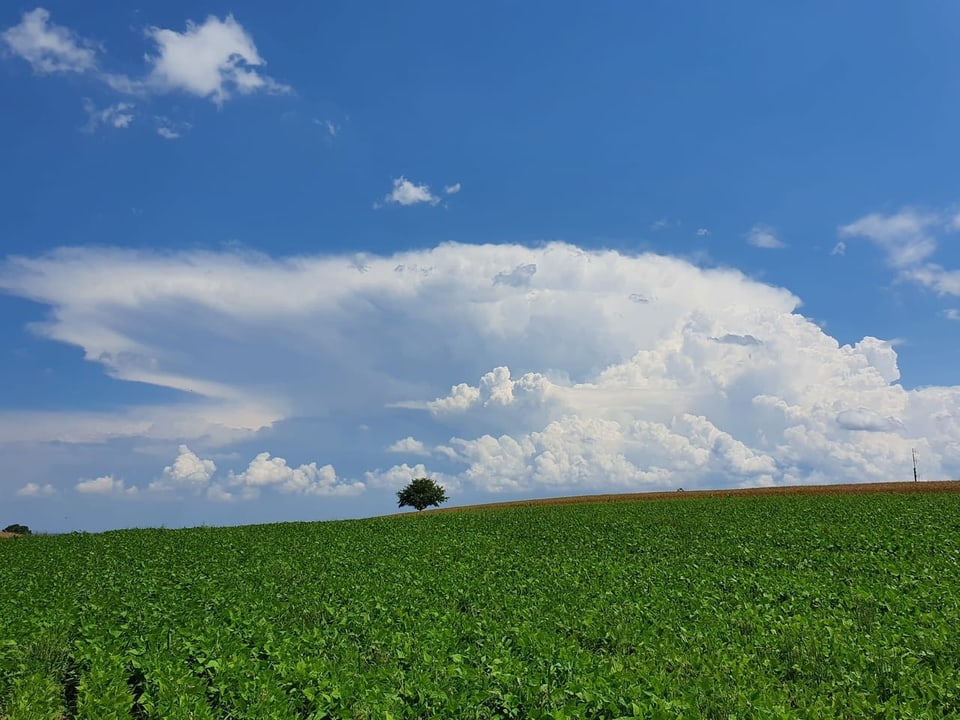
[393,480,960,517]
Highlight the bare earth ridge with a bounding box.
[410,480,960,516]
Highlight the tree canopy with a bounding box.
[397,478,448,512]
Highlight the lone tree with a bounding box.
[3,524,31,535]
[397,477,448,512]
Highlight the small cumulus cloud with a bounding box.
[206,484,235,502]
[696,228,710,237]
[831,241,846,256]
[444,183,461,195]
[1,8,99,74]
[76,475,137,495]
[746,224,785,249]
[16,482,57,497]
[377,177,441,208]
[386,437,430,456]
[419,366,551,416]
[149,445,216,492]
[144,15,290,104]
[2,9,288,109]
[154,116,191,140]
[942,308,959,321]
[226,452,364,497]
[82,99,134,132]
[363,463,455,492]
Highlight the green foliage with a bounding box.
[3,524,31,535]
[2,494,960,717]
[396,477,448,511]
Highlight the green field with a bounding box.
[2,493,960,719]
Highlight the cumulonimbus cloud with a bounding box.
[1,241,958,500]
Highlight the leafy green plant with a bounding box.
[2,492,959,717]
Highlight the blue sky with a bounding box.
[2,1,959,532]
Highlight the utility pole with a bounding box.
[912,448,918,483]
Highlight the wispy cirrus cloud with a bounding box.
[82,99,134,132]
[1,8,98,74]
[839,209,938,268]
[840,206,960,298]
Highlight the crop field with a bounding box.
[2,490,960,719]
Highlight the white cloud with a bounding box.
[2,10,288,110]
[1,8,98,74]
[379,177,441,207]
[444,183,461,195]
[386,437,430,456]
[149,445,216,492]
[650,218,669,231]
[227,452,364,497]
[836,408,901,432]
[16,482,56,497]
[1,241,958,499]
[363,463,456,492]
[144,14,290,104]
[696,228,710,237]
[839,209,938,268]
[831,241,846,256]
[206,484,234,502]
[0,403,278,446]
[82,99,134,132]
[311,118,339,137]
[840,207,960,297]
[425,383,481,414]
[155,116,190,140]
[76,475,137,495]
[943,309,960,321]
[902,265,960,297]
[746,224,785,249]
[421,366,551,416]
